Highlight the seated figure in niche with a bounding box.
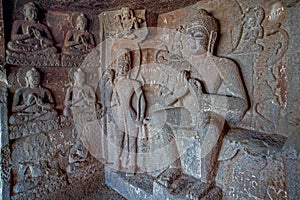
[7,2,57,54]
[63,13,95,55]
[9,68,57,125]
[155,9,248,198]
[63,68,95,116]
[117,7,142,39]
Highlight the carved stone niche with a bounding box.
[98,7,148,42]
[6,2,60,66]
[5,1,98,68]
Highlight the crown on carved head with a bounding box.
[187,9,219,34]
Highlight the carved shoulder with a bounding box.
[214,57,247,100]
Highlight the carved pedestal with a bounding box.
[105,167,222,200]
[6,52,60,67]
[217,129,291,200]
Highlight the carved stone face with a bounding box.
[117,53,131,76]
[24,5,38,21]
[76,17,87,31]
[122,8,131,18]
[26,70,41,87]
[187,26,209,55]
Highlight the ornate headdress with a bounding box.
[187,9,219,34]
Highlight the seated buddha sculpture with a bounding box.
[7,2,57,54]
[9,68,57,125]
[63,13,95,55]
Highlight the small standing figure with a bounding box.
[99,69,115,121]
[63,13,95,55]
[110,48,146,173]
[118,7,142,39]
[9,68,57,125]
[7,2,57,54]
[63,68,95,116]
[171,25,184,57]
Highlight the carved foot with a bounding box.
[157,167,182,188]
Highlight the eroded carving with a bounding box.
[63,68,95,117]
[233,7,265,53]
[98,69,115,121]
[1,145,12,182]
[99,7,147,42]
[117,7,143,39]
[9,68,57,125]
[3,1,299,199]
[68,128,89,164]
[255,2,289,132]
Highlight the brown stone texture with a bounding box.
[0,0,299,200]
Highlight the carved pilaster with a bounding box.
[0,0,11,199]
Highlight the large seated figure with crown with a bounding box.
[152,9,248,198]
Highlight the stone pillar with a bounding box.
[0,0,10,199]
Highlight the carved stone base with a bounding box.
[6,51,60,66]
[105,167,154,200]
[105,167,222,200]
[217,129,291,200]
[9,116,73,140]
[61,54,86,67]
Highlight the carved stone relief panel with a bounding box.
[6,1,99,67]
[1,0,300,200]
[157,0,298,137]
[98,7,147,42]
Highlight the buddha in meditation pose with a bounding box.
[10,68,57,125]
[7,2,57,54]
[63,13,95,55]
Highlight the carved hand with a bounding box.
[173,72,189,98]
[187,78,204,96]
[27,26,35,36]
[33,29,42,40]
[187,79,211,110]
